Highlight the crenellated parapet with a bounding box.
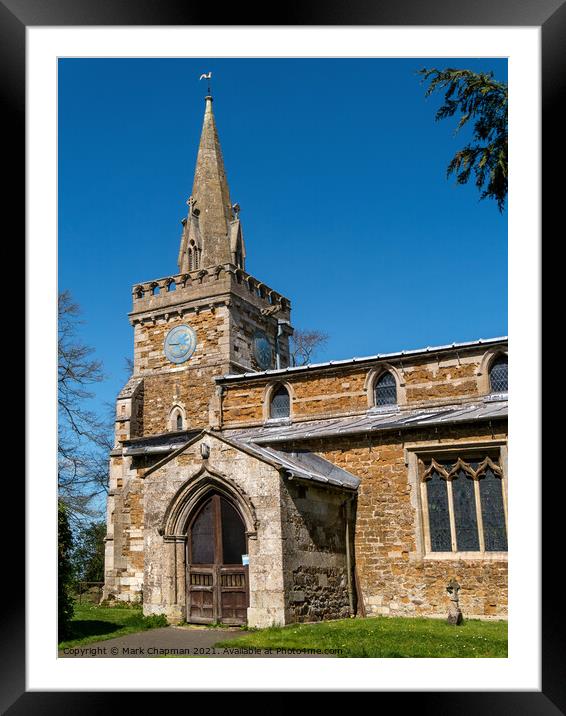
[130,263,291,324]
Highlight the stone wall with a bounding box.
[219,342,507,429]
[128,296,293,436]
[229,294,292,372]
[103,455,145,602]
[279,421,508,619]
[141,369,218,436]
[281,481,352,623]
[133,305,229,375]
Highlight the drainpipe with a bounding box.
[275,320,289,370]
[345,494,355,616]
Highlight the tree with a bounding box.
[71,520,106,584]
[58,290,111,522]
[58,500,74,641]
[419,68,508,211]
[290,329,329,366]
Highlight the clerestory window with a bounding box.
[489,355,508,393]
[270,385,290,420]
[374,372,397,407]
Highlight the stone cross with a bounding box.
[446,578,463,625]
[186,196,197,215]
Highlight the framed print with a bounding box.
[9,0,559,709]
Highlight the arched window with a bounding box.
[374,372,397,407]
[188,241,200,271]
[169,407,185,432]
[270,385,290,419]
[489,355,508,393]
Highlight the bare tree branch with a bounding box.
[58,290,111,520]
[290,329,329,366]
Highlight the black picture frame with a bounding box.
[10,0,558,709]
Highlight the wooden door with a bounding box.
[186,494,248,625]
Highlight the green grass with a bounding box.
[215,616,507,658]
[58,603,168,650]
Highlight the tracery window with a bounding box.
[489,355,508,393]
[374,371,397,406]
[421,456,507,553]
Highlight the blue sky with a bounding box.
[58,58,507,416]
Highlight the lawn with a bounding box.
[58,603,168,650]
[215,616,508,658]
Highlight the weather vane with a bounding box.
[199,71,212,96]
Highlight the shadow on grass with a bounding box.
[70,620,123,640]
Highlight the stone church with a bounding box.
[103,95,508,627]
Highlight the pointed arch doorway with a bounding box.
[186,492,249,625]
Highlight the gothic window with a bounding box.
[425,466,452,551]
[478,462,508,551]
[188,241,200,271]
[374,372,397,407]
[422,456,507,553]
[489,355,508,393]
[170,406,185,432]
[270,385,290,420]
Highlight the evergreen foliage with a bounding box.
[419,68,508,211]
[72,520,106,584]
[58,500,75,641]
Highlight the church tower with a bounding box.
[104,93,294,603]
[128,93,294,431]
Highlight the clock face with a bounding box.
[163,324,197,364]
[253,330,273,370]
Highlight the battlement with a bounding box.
[130,263,291,320]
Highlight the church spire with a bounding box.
[178,95,245,273]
